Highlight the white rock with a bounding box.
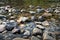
[42,21,49,26]
[38,16,42,19]
[19,24,25,29]
[10,20,15,22]
[2,30,7,34]
[17,17,28,22]
[7,8,12,13]
[21,9,26,12]
[36,8,44,13]
[42,13,52,17]
[29,5,34,8]
[0,25,5,32]
[36,25,45,29]
[23,30,30,36]
[33,28,42,34]
[12,28,19,33]
[31,16,35,20]
[29,11,36,14]
[9,13,11,16]
[35,21,42,24]
[54,9,60,13]
[19,24,25,33]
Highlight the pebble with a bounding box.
[42,21,49,26]
[22,30,30,38]
[32,28,42,34]
[13,37,29,40]
[12,28,20,34]
[0,25,5,33]
[36,25,45,29]
[42,13,52,17]
[23,30,30,36]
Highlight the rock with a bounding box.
[36,8,44,13]
[6,26,14,31]
[19,24,25,33]
[21,9,26,12]
[12,28,20,34]
[43,31,55,40]
[0,25,5,33]
[23,30,30,38]
[23,30,30,36]
[3,33,16,40]
[37,35,42,39]
[42,13,52,17]
[38,16,46,22]
[6,20,17,31]
[42,21,49,26]
[19,24,25,29]
[0,35,4,40]
[36,25,45,29]
[20,29,25,33]
[54,9,60,13]
[35,21,42,24]
[29,5,34,8]
[2,30,7,34]
[13,37,29,40]
[8,13,12,16]
[10,16,16,19]
[51,18,56,22]
[17,17,29,23]
[32,28,42,35]
[45,8,54,13]
[24,22,36,31]
[31,36,40,40]
[0,20,3,24]
[29,11,36,14]
[31,16,35,21]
